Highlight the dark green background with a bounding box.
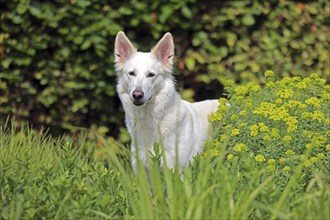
[1,0,329,142]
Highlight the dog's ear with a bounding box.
[151,33,174,66]
[114,31,137,64]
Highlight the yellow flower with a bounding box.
[251,85,261,93]
[285,100,301,109]
[326,118,330,125]
[239,122,246,128]
[224,80,235,93]
[205,149,221,158]
[305,97,321,108]
[309,156,318,164]
[283,135,292,143]
[268,159,276,165]
[258,122,269,132]
[255,154,266,162]
[219,98,228,105]
[230,114,239,121]
[269,107,289,121]
[253,102,275,116]
[220,134,228,142]
[250,124,259,137]
[227,154,234,160]
[321,91,330,101]
[317,153,325,159]
[233,143,247,152]
[266,81,275,88]
[225,124,232,129]
[263,135,271,141]
[218,104,230,113]
[309,73,320,80]
[305,143,312,149]
[275,98,283,104]
[239,110,247,116]
[245,99,253,109]
[208,112,223,122]
[283,166,291,173]
[326,144,330,151]
[277,89,294,99]
[231,128,240,136]
[264,70,275,77]
[235,85,248,96]
[279,157,286,164]
[233,95,244,102]
[271,128,280,138]
[311,135,327,147]
[267,165,276,172]
[285,150,295,157]
[285,116,298,132]
[301,112,310,119]
[303,160,312,168]
[296,81,307,89]
[310,110,325,123]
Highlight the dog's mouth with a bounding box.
[133,96,152,106]
[133,100,144,106]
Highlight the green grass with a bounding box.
[0,122,329,219]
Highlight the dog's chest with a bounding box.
[130,123,157,154]
[130,109,173,149]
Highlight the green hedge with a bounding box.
[0,0,329,140]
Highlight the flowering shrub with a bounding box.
[206,71,329,179]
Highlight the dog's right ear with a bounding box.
[114,31,137,64]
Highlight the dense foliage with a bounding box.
[1,120,329,219]
[0,0,329,139]
[207,72,329,188]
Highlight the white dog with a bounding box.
[114,31,219,172]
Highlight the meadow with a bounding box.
[0,73,329,219]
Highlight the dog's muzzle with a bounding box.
[132,88,152,106]
[132,88,147,106]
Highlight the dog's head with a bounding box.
[114,31,174,106]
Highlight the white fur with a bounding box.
[114,31,219,172]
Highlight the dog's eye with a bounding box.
[128,71,136,77]
[147,72,155,78]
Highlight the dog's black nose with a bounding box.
[133,89,144,100]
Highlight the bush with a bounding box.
[0,124,126,219]
[1,117,329,219]
[206,72,330,188]
[0,1,329,139]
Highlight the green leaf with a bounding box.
[2,58,12,69]
[185,57,195,71]
[59,47,71,59]
[242,14,255,26]
[29,6,42,18]
[219,47,228,57]
[16,3,28,14]
[192,52,205,64]
[73,36,84,45]
[118,6,133,15]
[81,39,92,50]
[226,32,237,47]
[181,6,192,19]
[197,74,211,83]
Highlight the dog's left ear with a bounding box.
[151,33,174,67]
